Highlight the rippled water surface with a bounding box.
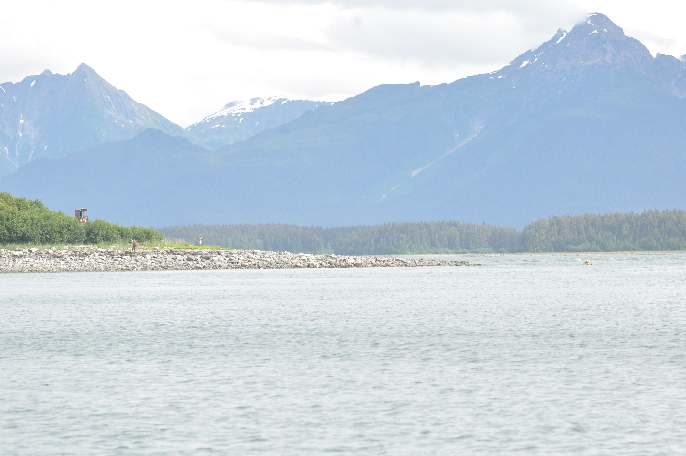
[2,253,685,455]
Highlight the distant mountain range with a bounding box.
[0,65,323,176]
[2,13,686,228]
[186,96,326,149]
[0,64,187,177]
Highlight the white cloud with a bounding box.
[247,0,580,15]
[325,8,556,68]
[213,0,586,67]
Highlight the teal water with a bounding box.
[1,254,685,455]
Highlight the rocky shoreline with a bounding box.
[0,248,474,273]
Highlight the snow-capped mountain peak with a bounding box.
[491,12,657,81]
[201,96,288,123]
[187,96,327,149]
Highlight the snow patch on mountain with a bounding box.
[186,96,329,149]
[200,96,287,123]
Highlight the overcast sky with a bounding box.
[1,0,685,127]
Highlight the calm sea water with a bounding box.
[1,254,685,455]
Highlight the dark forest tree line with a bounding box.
[161,221,519,254]
[520,210,686,252]
[160,210,686,254]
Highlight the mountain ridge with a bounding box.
[186,96,328,149]
[0,63,190,177]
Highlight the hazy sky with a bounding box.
[1,0,685,127]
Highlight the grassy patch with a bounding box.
[1,238,237,251]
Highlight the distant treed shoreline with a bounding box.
[4,190,686,255]
[160,210,686,255]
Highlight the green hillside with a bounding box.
[0,192,161,245]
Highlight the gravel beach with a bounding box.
[0,248,474,273]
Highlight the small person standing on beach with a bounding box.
[132,239,138,251]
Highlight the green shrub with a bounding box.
[0,192,162,246]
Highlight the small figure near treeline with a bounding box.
[74,208,88,223]
[132,239,138,251]
[197,236,203,246]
